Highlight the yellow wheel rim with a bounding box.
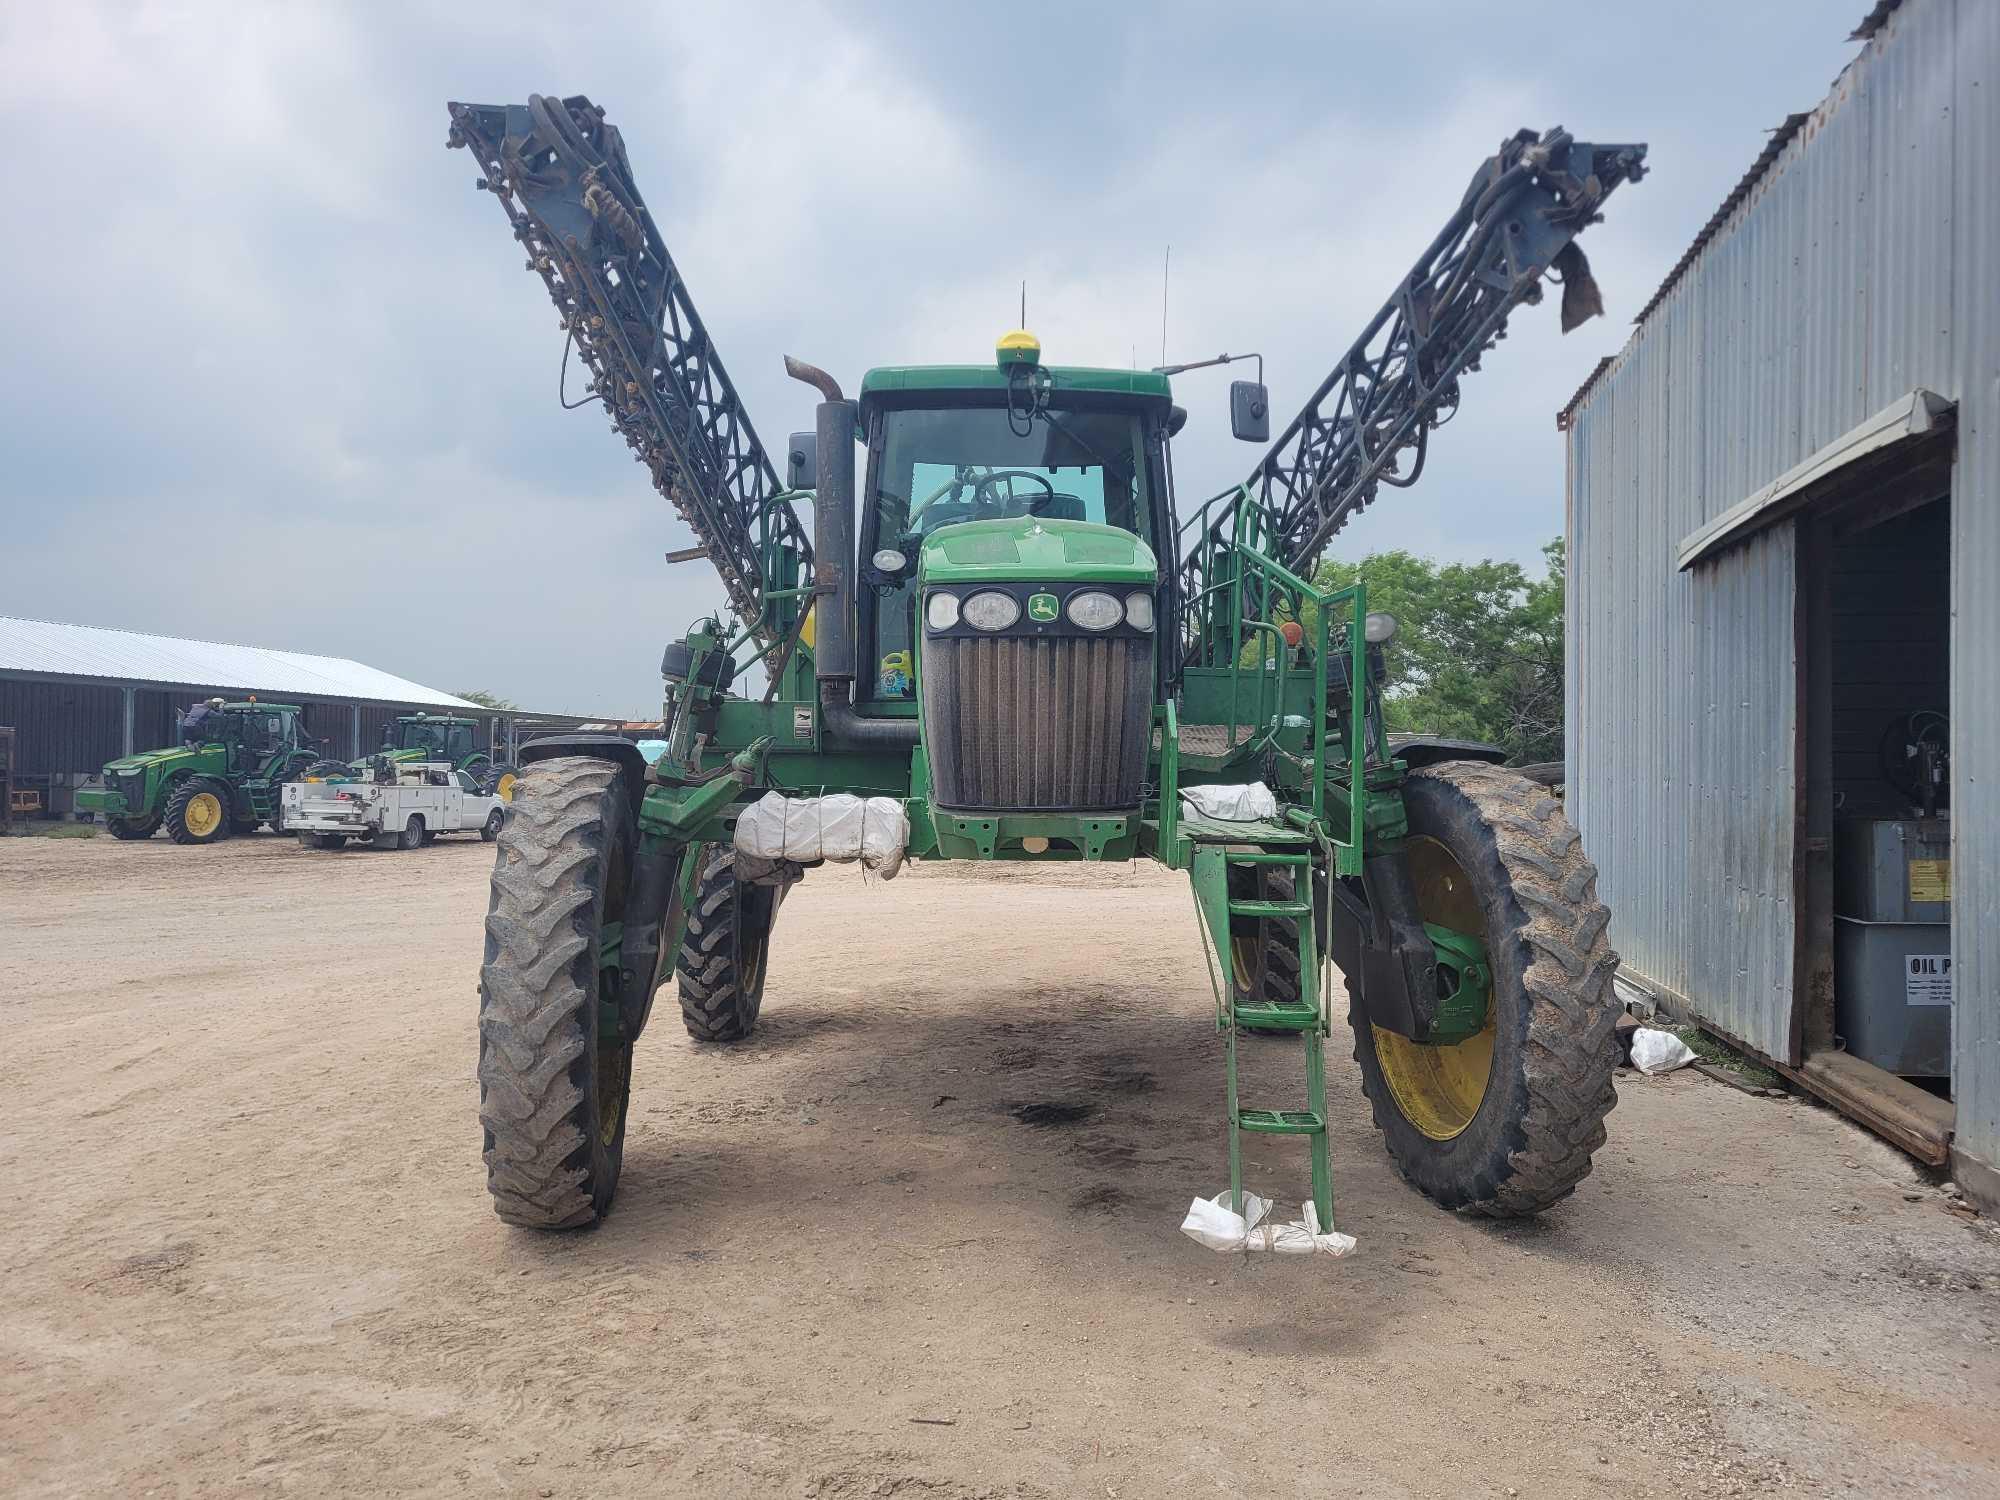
[1372,834,1496,1140]
[184,791,224,838]
[495,771,517,803]
[598,1044,630,1148]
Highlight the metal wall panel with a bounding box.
[1566,0,1995,1136]
[1945,0,2000,1173]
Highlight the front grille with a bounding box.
[923,634,1151,812]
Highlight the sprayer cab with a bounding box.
[781,341,1181,832]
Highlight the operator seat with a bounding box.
[1038,492,1086,521]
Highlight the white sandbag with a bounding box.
[1178,782,1279,822]
[732,793,909,878]
[1629,1025,1697,1075]
[1178,1188,1358,1257]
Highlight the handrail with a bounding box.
[1177,486,1368,874]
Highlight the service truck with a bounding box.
[284,759,504,850]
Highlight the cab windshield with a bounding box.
[872,405,1153,545]
[398,722,452,755]
[863,402,1156,701]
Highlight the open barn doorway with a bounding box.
[1793,430,1955,1160]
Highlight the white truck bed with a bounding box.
[284,762,502,849]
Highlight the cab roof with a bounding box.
[858,364,1173,409]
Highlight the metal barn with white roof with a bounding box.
[0,615,498,817]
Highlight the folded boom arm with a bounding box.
[447,94,807,641]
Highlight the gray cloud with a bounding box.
[0,2,1860,715]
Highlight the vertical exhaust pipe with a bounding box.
[784,356,918,751]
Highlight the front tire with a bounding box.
[1350,761,1619,1217]
[676,845,785,1043]
[478,757,636,1228]
[106,815,160,840]
[163,779,231,845]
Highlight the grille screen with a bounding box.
[923,635,1151,812]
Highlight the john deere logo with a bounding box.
[1027,592,1059,623]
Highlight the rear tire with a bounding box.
[676,845,785,1043]
[1230,863,1305,1033]
[398,816,424,850]
[478,757,635,1228]
[163,779,231,845]
[1350,762,1620,1217]
[482,762,520,802]
[106,815,159,840]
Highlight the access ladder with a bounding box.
[1187,834,1334,1235]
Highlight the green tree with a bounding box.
[1310,538,1566,765]
[456,689,517,711]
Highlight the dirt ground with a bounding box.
[2,833,1997,1499]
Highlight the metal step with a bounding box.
[1227,899,1310,918]
[1231,1002,1320,1031]
[1237,1108,1326,1135]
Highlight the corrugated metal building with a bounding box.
[1560,0,1997,1206]
[0,615,515,814]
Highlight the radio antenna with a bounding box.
[1160,246,1171,366]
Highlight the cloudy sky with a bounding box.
[1,3,1861,715]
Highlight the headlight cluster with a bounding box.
[925,588,1158,632]
[961,591,1021,631]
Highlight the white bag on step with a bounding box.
[1178,782,1279,822]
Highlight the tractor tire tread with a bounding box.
[477,757,624,1229]
[162,778,229,846]
[1352,760,1620,1218]
[675,845,780,1043]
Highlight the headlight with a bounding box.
[1065,590,1123,631]
[961,590,1021,631]
[925,591,961,631]
[1123,591,1155,633]
[1364,611,1399,644]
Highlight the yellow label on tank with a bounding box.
[1909,859,1951,903]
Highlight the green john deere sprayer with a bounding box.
[77,700,320,843]
[304,713,520,799]
[448,95,1646,1232]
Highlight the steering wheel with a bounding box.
[970,470,1057,514]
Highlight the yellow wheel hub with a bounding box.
[495,771,517,803]
[1371,834,1496,1140]
[598,1043,630,1148]
[184,790,224,838]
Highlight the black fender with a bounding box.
[517,733,651,789]
[1386,734,1508,770]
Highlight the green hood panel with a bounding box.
[102,747,205,775]
[920,518,1158,585]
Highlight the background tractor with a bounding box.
[449,95,1644,1231]
[78,700,321,844]
[303,713,519,799]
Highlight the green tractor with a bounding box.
[451,98,1645,1231]
[77,699,323,844]
[304,713,520,800]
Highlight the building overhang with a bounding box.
[1677,388,1955,570]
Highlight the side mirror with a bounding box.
[1230,380,1270,443]
[1167,404,1188,438]
[787,430,817,490]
